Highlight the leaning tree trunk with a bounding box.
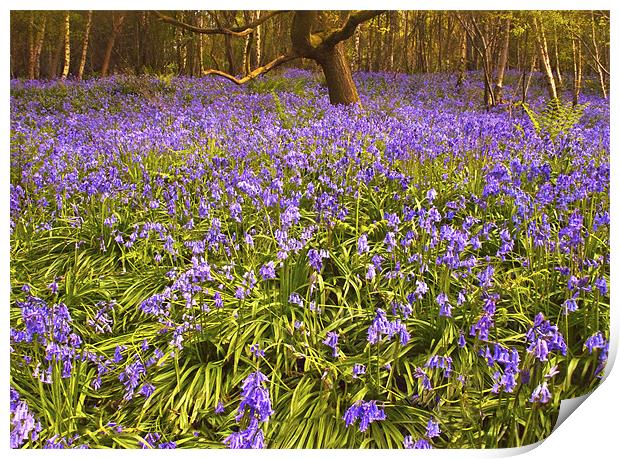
[32,14,47,79]
[101,13,125,77]
[590,12,607,99]
[532,16,557,100]
[77,10,92,80]
[316,42,360,105]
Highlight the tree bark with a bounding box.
[316,42,360,105]
[255,10,262,67]
[101,12,126,77]
[572,37,582,106]
[494,17,511,103]
[31,14,46,79]
[590,12,607,99]
[532,15,557,100]
[77,10,92,80]
[456,28,467,89]
[27,12,35,79]
[61,11,71,79]
[553,24,563,90]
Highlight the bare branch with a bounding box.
[572,32,610,76]
[154,10,287,37]
[203,53,299,85]
[319,11,385,50]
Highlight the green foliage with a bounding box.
[519,98,588,142]
[247,74,308,96]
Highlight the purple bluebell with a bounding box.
[343,400,386,432]
[357,233,369,255]
[530,382,552,404]
[323,332,339,357]
[426,418,441,438]
[352,363,366,378]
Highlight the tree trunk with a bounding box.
[522,54,537,104]
[456,28,467,89]
[61,11,71,79]
[553,25,563,89]
[27,12,35,79]
[494,18,511,103]
[77,11,92,80]
[316,43,360,105]
[572,37,582,106]
[590,12,607,99]
[353,27,361,71]
[198,12,204,73]
[32,14,47,79]
[50,24,64,78]
[101,12,125,77]
[532,16,557,100]
[255,10,262,67]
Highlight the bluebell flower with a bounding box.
[365,264,376,280]
[426,418,441,438]
[250,343,265,359]
[323,332,339,357]
[139,382,156,398]
[403,435,414,449]
[413,439,433,449]
[352,363,366,378]
[343,400,386,432]
[414,280,428,299]
[562,297,578,314]
[357,234,369,255]
[595,277,608,296]
[436,292,452,317]
[526,313,566,361]
[259,261,277,280]
[530,382,552,404]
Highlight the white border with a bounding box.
[3,1,617,457]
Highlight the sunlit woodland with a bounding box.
[10,10,609,449]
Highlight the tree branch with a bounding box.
[203,53,299,84]
[154,10,287,37]
[319,11,385,50]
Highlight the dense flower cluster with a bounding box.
[343,400,386,432]
[9,70,609,448]
[224,371,273,449]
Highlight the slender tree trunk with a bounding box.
[532,16,557,100]
[77,11,92,80]
[50,23,64,78]
[101,12,126,77]
[456,28,467,89]
[572,37,583,106]
[403,11,410,73]
[553,24,563,89]
[255,10,262,67]
[27,12,35,79]
[494,18,511,103]
[316,42,360,105]
[32,14,47,79]
[590,12,607,99]
[198,12,204,73]
[61,12,71,79]
[523,54,537,104]
[353,27,361,71]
